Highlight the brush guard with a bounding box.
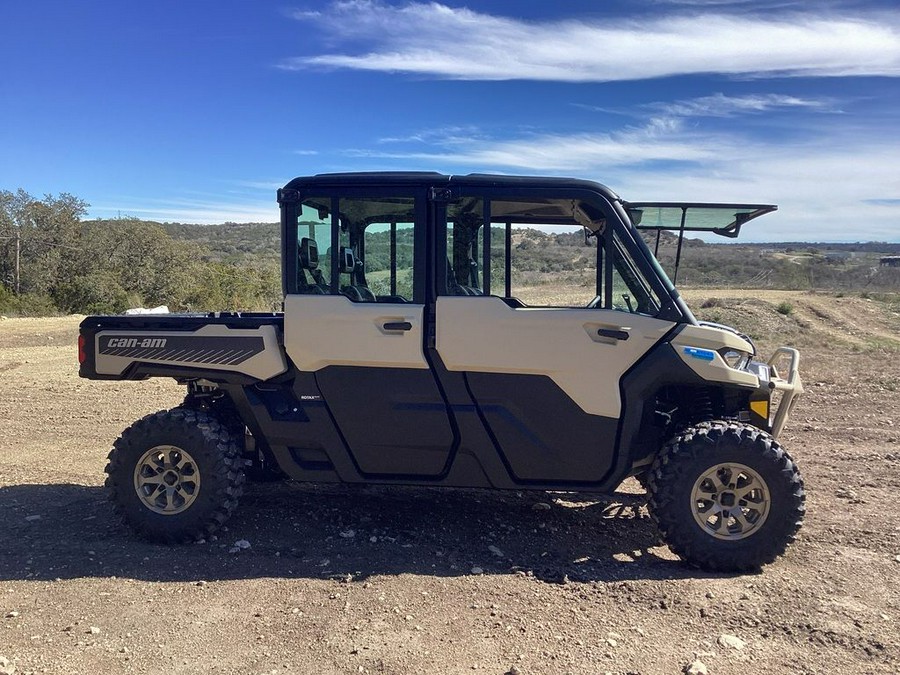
[767,347,804,438]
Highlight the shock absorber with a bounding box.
[693,388,715,421]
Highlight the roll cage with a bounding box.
[277,174,775,324]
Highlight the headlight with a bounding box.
[719,349,749,370]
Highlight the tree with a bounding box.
[0,189,87,296]
[58,218,205,312]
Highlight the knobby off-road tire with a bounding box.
[105,408,245,543]
[176,400,285,483]
[648,420,805,572]
[634,472,650,492]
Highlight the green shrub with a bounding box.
[0,289,60,316]
[54,272,130,315]
[776,301,793,316]
[0,285,13,313]
[183,262,281,312]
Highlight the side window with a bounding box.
[506,223,596,307]
[446,201,485,296]
[296,200,333,294]
[298,196,418,303]
[444,197,599,307]
[441,195,660,315]
[363,220,415,301]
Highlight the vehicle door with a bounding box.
[432,189,676,484]
[282,188,456,478]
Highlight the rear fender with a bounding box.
[85,323,287,382]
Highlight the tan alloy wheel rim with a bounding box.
[133,445,201,515]
[690,462,770,540]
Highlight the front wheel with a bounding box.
[648,421,805,572]
[105,408,245,543]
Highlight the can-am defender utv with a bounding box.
[78,172,804,571]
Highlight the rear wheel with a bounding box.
[648,421,804,571]
[177,397,285,483]
[105,408,245,543]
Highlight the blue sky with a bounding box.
[2,0,899,242]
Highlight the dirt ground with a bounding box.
[1,292,899,675]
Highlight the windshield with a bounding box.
[626,202,776,238]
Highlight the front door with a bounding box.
[282,190,455,478]
[435,297,672,482]
[433,190,675,485]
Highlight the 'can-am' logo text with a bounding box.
[107,337,168,349]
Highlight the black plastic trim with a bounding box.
[464,372,619,485]
[314,366,457,479]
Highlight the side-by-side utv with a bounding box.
[78,172,804,571]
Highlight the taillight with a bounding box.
[78,335,86,364]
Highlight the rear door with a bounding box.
[283,187,456,478]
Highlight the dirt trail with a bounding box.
[681,289,900,350]
[1,304,899,675]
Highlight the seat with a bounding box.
[338,246,376,302]
[355,280,377,302]
[446,258,482,296]
[446,258,467,296]
[299,237,328,294]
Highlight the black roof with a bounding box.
[282,171,620,200]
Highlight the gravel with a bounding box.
[1,306,899,674]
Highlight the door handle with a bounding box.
[597,328,629,341]
[383,321,413,332]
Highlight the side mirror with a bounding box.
[627,208,644,225]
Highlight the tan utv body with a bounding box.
[79,172,805,572]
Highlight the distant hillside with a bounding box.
[162,222,279,262]
[159,220,900,292]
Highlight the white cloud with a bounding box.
[230,179,284,191]
[348,114,900,241]
[90,195,276,225]
[283,1,900,81]
[349,116,729,171]
[87,85,896,240]
[377,125,483,145]
[89,121,900,238]
[611,144,900,242]
[647,92,833,118]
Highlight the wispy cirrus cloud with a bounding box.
[376,125,483,145]
[282,1,900,81]
[347,119,728,173]
[862,198,900,206]
[354,122,720,172]
[645,92,836,117]
[91,194,276,225]
[575,92,836,121]
[347,95,810,173]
